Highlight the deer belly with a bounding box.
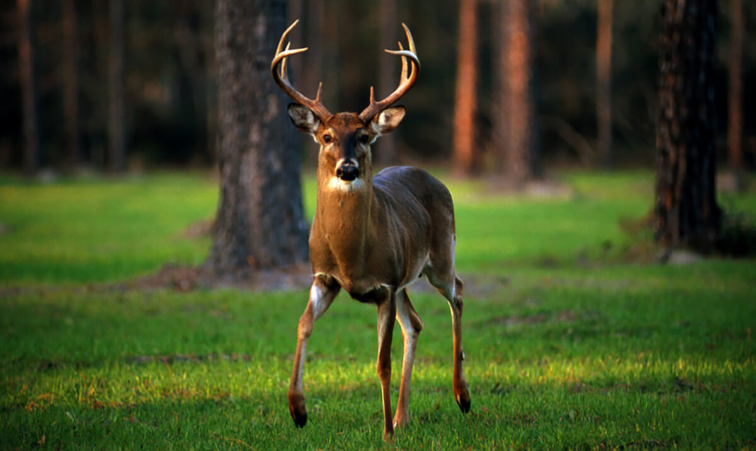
[349,285,391,304]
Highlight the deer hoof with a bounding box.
[288,393,308,427]
[455,389,471,414]
[393,414,409,429]
[293,411,307,428]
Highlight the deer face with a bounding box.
[288,105,405,189]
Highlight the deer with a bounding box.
[271,21,471,441]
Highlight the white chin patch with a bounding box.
[327,177,364,193]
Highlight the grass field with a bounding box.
[1,170,755,450]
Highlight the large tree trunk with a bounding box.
[17,0,39,177]
[596,0,613,169]
[374,0,399,167]
[108,0,126,172]
[206,0,309,273]
[452,0,478,177]
[495,0,538,187]
[61,0,80,172]
[654,0,721,253]
[728,0,743,181]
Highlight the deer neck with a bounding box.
[314,166,377,275]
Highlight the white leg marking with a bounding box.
[396,292,418,346]
[310,283,329,320]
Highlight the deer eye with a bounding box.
[322,134,332,144]
[358,133,370,144]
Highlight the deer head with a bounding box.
[271,21,420,191]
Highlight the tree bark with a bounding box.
[596,0,613,169]
[453,0,478,177]
[62,0,80,172]
[654,0,721,253]
[728,0,743,180]
[17,0,39,176]
[495,0,537,187]
[206,0,309,273]
[375,0,399,167]
[108,0,126,172]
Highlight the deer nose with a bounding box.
[336,163,359,181]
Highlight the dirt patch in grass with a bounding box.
[124,262,314,292]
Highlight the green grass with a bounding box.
[1,170,755,450]
[0,172,216,284]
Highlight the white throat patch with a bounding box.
[327,177,365,194]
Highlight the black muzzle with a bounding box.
[336,164,359,182]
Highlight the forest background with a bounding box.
[2,0,754,175]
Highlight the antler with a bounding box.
[271,20,332,122]
[358,23,421,123]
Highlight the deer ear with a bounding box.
[288,104,321,134]
[371,106,406,136]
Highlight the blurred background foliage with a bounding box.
[0,0,754,172]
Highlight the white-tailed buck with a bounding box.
[271,21,471,441]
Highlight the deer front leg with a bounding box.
[393,289,423,428]
[376,293,396,442]
[288,277,340,428]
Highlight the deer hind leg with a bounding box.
[393,289,424,429]
[288,277,340,428]
[425,267,471,414]
[376,291,397,442]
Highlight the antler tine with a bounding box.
[359,23,420,122]
[271,20,332,121]
[392,42,408,81]
[280,42,290,79]
[275,20,297,56]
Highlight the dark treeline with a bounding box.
[1,0,754,172]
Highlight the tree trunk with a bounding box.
[495,0,537,187]
[108,0,126,172]
[596,0,613,169]
[728,0,743,181]
[62,0,80,172]
[206,0,309,273]
[375,0,399,167]
[453,0,478,177]
[17,0,39,177]
[654,0,721,253]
